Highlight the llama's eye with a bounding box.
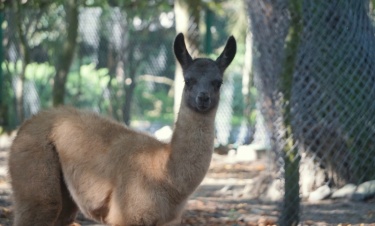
[212,80,223,90]
[185,78,196,87]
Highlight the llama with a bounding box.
[8,33,236,226]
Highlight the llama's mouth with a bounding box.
[196,104,210,112]
[196,98,211,112]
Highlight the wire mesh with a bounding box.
[247,0,375,224]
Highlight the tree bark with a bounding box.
[173,0,201,117]
[0,11,5,130]
[122,81,135,125]
[13,0,31,123]
[52,0,79,106]
[247,0,302,224]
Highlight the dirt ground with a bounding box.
[0,143,374,226]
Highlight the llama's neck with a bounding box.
[167,99,217,195]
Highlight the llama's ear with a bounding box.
[216,36,237,72]
[174,33,193,70]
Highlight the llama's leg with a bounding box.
[54,176,79,226]
[10,142,63,226]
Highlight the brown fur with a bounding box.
[8,33,236,226]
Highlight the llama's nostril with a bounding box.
[197,93,210,102]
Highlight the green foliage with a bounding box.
[3,60,251,128]
[1,0,254,137]
[1,60,174,123]
[25,62,55,107]
[1,62,16,131]
[134,82,174,124]
[5,61,54,108]
[65,64,110,108]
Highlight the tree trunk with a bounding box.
[122,81,135,125]
[0,11,5,130]
[121,41,136,126]
[237,32,254,145]
[52,0,79,107]
[247,0,302,224]
[173,0,201,117]
[13,0,31,123]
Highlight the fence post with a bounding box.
[204,8,213,54]
[0,10,3,130]
[278,0,302,225]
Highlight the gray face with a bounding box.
[183,59,223,113]
[174,33,237,114]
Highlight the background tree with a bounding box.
[0,11,4,131]
[4,0,55,123]
[247,0,302,224]
[2,0,76,124]
[91,1,175,124]
[12,0,30,122]
[173,0,201,117]
[52,0,79,106]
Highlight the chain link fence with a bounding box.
[248,0,375,224]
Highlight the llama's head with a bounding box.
[174,33,237,113]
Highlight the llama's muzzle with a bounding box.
[196,92,211,111]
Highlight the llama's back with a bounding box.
[10,107,128,159]
[9,106,168,188]
[10,107,132,193]
[9,107,69,177]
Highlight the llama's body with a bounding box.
[8,33,236,226]
[10,106,208,225]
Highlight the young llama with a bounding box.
[8,33,236,226]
